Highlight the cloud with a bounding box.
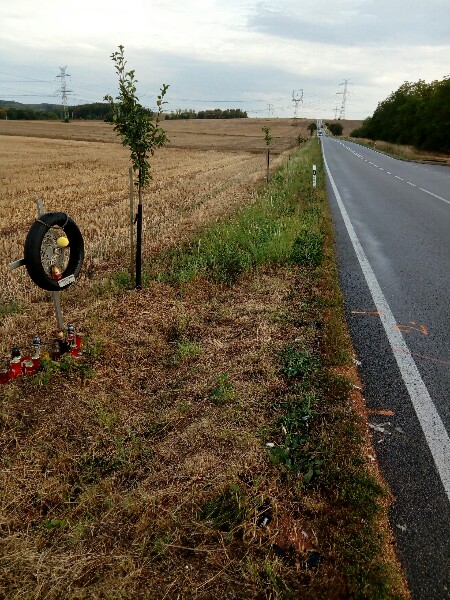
[247,0,450,46]
[1,0,449,119]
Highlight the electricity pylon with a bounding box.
[292,89,303,120]
[337,79,350,120]
[56,67,72,121]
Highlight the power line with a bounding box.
[169,98,248,103]
[0,94,56,98]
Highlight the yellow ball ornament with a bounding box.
[56,236,69,248]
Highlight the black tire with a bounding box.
[24,212,84,291]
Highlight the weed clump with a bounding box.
[152,147,324,286]
[279,343,320,380]
[291,228,324,267]
[199,483,247,532]
[209,373,234,404]
[33,353,95,386]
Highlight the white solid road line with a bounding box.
[322,145,450,502]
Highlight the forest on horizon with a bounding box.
[351,75,450,154]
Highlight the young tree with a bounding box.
[104,45,169,289]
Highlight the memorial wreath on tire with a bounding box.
[23,212,84,292]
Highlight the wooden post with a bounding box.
[266,148,270,183]
[129,167,135,279]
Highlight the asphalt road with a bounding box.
[321,135,450,599]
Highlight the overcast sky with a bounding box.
[1,0,449,119]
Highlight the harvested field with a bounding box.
[0,128,292,357]
[0,118,300,152]
[0,117,362,153]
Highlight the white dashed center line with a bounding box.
[334,140,450,206]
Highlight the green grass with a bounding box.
[172,338,201,364]
[136,141,405,596]
[142,140,403,596]
[199,483,247,532]
[209,373,234,405]
[31,351,96,386]
[279,342,320,380]
[148,142,324,285]
[0,300,21,321]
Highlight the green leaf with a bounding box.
[303,467,314,483]
[105,45,170,194]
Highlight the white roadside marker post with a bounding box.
[313,164,317,188]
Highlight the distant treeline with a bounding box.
[0,102,116,121]
[0,103,249,122]
[351,76,450,154]
[0,106,61,120]
[165,108,248,120]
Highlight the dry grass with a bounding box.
[164,118,312,154]
[0,272,292,597]
[0,127,407,598]
[0,117,363,153]
[0,266,407,599]
[0,127,292,358]
[347,137,450,165]
[0,117,315,154]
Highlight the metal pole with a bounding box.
[129,167,135,280]
[136,187,143,290]
[52,293,65,331]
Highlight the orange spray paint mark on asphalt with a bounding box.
[392,347,450,366]
[394,322,428,335]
